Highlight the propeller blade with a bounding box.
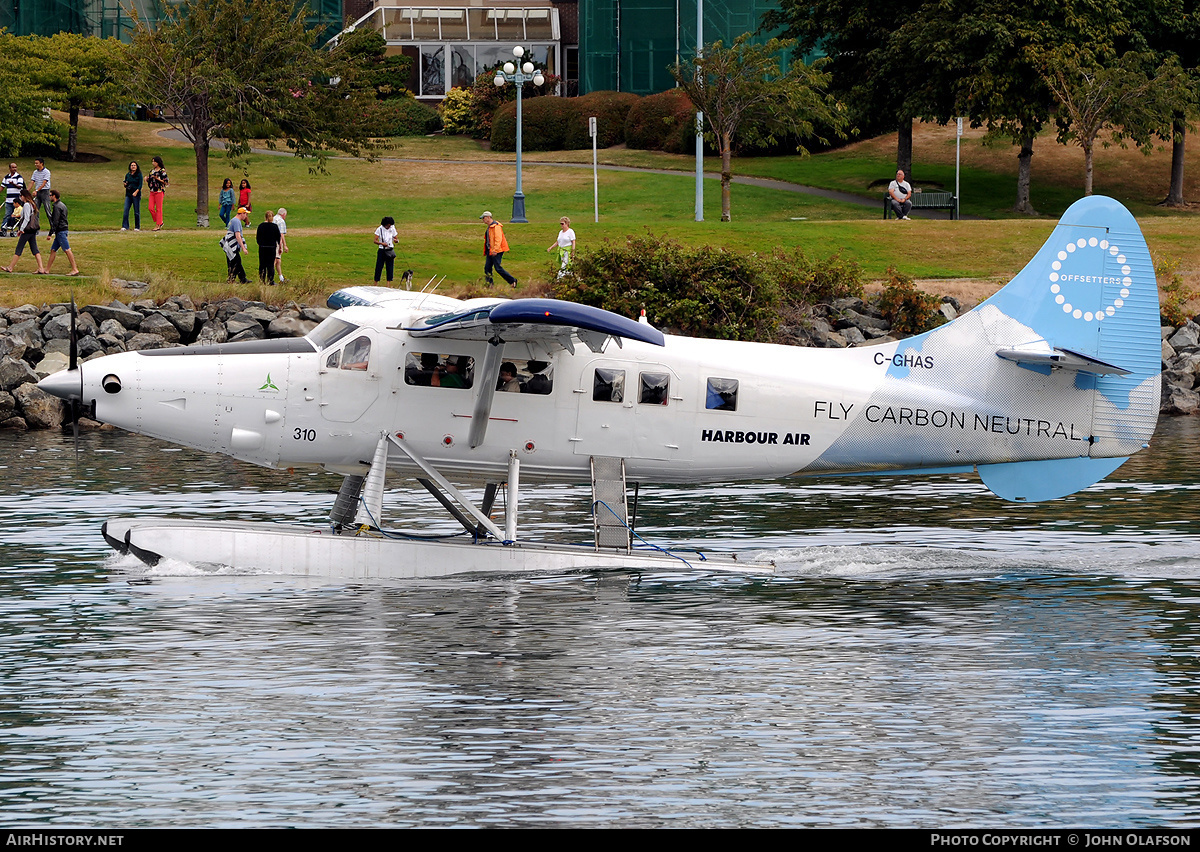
[69,294,77,371]
[69,294,81,461]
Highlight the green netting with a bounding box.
[0,0,344,44]
[580,0,788,95]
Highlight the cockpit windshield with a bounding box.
[307,317,359,350]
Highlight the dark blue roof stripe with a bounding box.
[488,299,665,346]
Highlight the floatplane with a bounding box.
[39,196,1160,579]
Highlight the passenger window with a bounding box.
[497,358,553,395]
[706,378,738,411]
[593,368,624,402]
[341,336,371,371]
[639,372,670,406]
[404,352,474,389]
[326,350,340,369]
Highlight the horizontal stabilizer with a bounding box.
[977,456,1129,502]
[407,298,666,348]
[995,347,1131,376]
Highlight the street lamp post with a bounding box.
[494,46,545,224]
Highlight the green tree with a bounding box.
[23,33,127,162]
[124,0,382,227]
[1044,49,1190,195]
[765,0,929,179]
[0,34,72,157]
[1127,0,1200,206]
[671,35,843,222]
[899,0,1130,214]
[330,27,413,101]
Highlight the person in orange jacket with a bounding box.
[480,210,517,287]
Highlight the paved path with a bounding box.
[158,127,967,219]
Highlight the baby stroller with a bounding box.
[0,205,18,238]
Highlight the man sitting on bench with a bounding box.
[888,169,913,220]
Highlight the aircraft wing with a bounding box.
[406,298,665,353]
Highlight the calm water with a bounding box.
[1,419,1199,827]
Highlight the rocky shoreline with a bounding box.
[0,293,1196,431]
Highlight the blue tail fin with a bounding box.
[974,196,1160,500]
[804,196,1161,502]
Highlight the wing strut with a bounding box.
[469,337,505,448]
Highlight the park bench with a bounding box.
[883,189,958,220]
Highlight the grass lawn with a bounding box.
[0,114,1195,315]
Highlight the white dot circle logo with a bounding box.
[1048,238,1128,322]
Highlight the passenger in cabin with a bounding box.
[498,362,521,392]
[524,360,552,395]
[406,352,440,386]
[436,355,470,389]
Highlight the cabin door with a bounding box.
[318,331,381,423]
[573,359,691,462]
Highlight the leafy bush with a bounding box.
[877,267,945,335]
[490,95,574,151]
[1156,256,1198,328]
[562,91,639,149]
[387,96,443,136]
[439,86,480,136]
[553,234,864,342]
[625,89,695,153]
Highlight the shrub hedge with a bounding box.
[490,90,641,152]
[490,95,574,151]
[387,97,444,136]
[552,234,864,342]
[624,89,696,154]
[562,91,640,149]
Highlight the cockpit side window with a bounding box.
[341,336,371,371]
[706,378,739,411]
[593,368,625,402]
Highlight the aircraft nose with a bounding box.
[38,367,81,401]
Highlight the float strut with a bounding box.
[506,451,520,543]
[386,434,506,541]
[477,483,499,540]
[417,478,481,537]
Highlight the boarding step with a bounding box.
[591,455,630,552]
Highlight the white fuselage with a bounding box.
[64,295,1132,487]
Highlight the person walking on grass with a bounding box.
[547,216,576,277]
[1,188,45,274]
[225,206,249,284]
[122,161,142,231]
[480,210,516,287]
[256,209,281,285]
[2,162,24,237]
[273,208,288,282]
[147,155,169,231]
[44,190,79,275]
